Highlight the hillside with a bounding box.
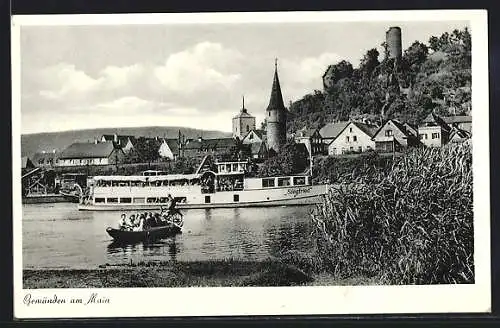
[286,27,471,133]
[21,126,231,156]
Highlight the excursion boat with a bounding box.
[78,159,328,211]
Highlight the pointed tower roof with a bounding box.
[266,58,286,112]
[233,95,254,118]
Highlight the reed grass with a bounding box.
[311,143,474,284]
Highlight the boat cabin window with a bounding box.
[226,164,231,172]
[107,198,118,203]
[293,177,306,186]
[175,197,187,203]
[262,178,275,188]
[233,194,239,202]
[133,197,145,203]
[205,196,211,203]
[120,197,132,203]
[278,177,291,186]
[95,198,105,203]
[232,163,238,172]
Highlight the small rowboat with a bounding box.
[106,224,182,243]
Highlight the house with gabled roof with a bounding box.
[32,151,59,168]
[327,121,378,156]
[101,134,136,153]
[158,138,180,160]
[418,113,453,147]
[294,126,325,156]
[441,115,472,133]
[242,129,266,145]
[57,141,125,166]
[372,119,420,153]
[319,121,350,146]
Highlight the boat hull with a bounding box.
[79,193,326,211]
[106,225,181,243]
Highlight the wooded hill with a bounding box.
[286,27,471,134]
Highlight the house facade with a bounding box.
[158,138,180,160]
[418,113,452,148]
[319,121,350,146]
[442,115,472,133]
[294,127,325,156]
[242,129,265,145]
[32,151,59,168]
[328,121,377,155]
[372,119,420,153]
[57,142,125,166]
[101,134,136,153]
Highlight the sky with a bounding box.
[19,19,469,135]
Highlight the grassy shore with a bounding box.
[23,259,379,288]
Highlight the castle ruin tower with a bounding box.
[265,59,287,154]
[386,26,402,60]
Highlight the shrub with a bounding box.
[311,143,473,284]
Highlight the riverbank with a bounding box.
[23,259,378,288]
[22,194,68,204]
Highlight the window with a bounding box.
[147,197,158,203]
[246,125,250,132]
[385,130,393,137]
[349,127,353,132]
[226,164,231,172]
[205,196,211,203]
[350,146,354,151]
[358,146,362,152]
[107,198,118,203]
[269,112,271,117]
[346,136,350,142]
[278,177,291,186]
[232,163,238,172]
[293,177,306,186]
[353,136,357,142]
[95,198,105,203]
[432,132,440,139]
[120,197,132,203]
[249,133,254,140]
[233,194,239,202]
[262,178,275,188]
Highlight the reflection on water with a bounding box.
[22,203,315,269]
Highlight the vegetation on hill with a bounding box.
[286,27,471,133]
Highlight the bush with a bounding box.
[312,151,394,184]
[311,143,473,284]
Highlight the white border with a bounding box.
[12,10,490,318]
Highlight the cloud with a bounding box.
[154,42,243,94]
[38,63,100,100]
[37,63,146,101]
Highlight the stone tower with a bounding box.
[385,26,402,60]
[265,59,287,154]
[232,96,256,139]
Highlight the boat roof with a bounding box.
[93,174,201,181]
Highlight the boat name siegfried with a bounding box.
[285,187,313,197]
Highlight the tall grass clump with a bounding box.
[311,143,473,284]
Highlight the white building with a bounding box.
[327,121,377,155]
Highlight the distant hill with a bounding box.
[21,126,231,157]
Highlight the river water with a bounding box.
[22,203,317,269]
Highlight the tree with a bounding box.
[133,137,162,166]
[258,140,309,177]
[359,48,380,79]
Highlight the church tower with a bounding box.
[265,59,287,153]
[232,96,256,139]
